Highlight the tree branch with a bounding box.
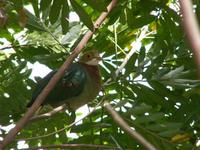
[179,0,200,77]
[29,104,67,122]
[23,144,120,150]
[103,29,150,86]
[16,99,104,141]
[104,102,157,150]
[0,0,118,148]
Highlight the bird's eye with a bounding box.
[87,54,91,58]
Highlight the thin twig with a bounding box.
[179,0,200,77]
[29,104,67,122]
[0,43,37,51]
[103,29,149,86]
[107,36,126,54]
[103,47,137,86]
[110,135,123,150]
[16,99,104,141]
[0,0,118,148]
[22,144,120,150]
[104,102,157,150]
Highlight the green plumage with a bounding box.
[27,61,101,110]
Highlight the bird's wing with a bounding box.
[27,70,56,107]
[57,63,87,103]
[27,63,87,107]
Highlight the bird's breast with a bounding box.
[68,64,101,110]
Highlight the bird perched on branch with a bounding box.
[27,50,101,111]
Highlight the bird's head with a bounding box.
[79,50,102,66]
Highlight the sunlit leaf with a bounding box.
[70,0,94,31]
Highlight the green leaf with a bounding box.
[30,0,39,17]
[40,0,53,11]
[0,1,199,149]
[82,0,107,12]
[12,0,23,10]
[120,85,135,98]
[126,8,134,27]
[49,0,63,24]
[124,52,138,75]
[70,0,94,31]
[161,66,184,80]
[158,129,180,138]
[126,7,156,29]
[147,122,182,132]
[138,46,146,65]
[25,9,46,31]
[135,113,165,124]
[126,103,152,115]
[108,6,122,25]
[61,0,69,34]
[119,9,126,25]
[135,83,165,106]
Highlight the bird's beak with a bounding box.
[94,56,103,61]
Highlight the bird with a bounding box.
[27,50,101,111]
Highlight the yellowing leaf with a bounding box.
[171,133,190,143]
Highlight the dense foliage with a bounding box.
[0,0,200,149]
